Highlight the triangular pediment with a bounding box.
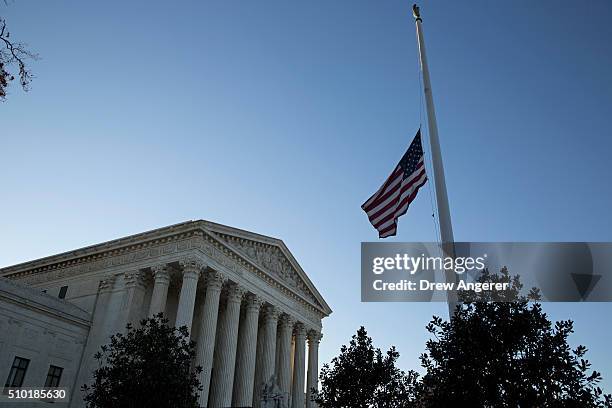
[203,222,331,316]
[0,219,332,318]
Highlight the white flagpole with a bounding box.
[412,4,458,317]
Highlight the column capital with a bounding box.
[243,292,263,312]
[99,276,115,292]
[307,330,323,345]
[124,270,146,288]
[151,264,171,283]
[179,257,205,277]
[261,304,280,322]
[293,321,306,337]
[204,271,225,291]
[225,283,244,304]
[278,313,295,329]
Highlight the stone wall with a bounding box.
[0,278,90,408]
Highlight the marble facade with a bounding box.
[0,220,332,408]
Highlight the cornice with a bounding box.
[0,220,332,319]
[0,221,198,277]
[199,230,330,320]
[203,222,332,316]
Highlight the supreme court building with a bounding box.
[0,220,332,408]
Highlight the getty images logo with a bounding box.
[372,253,487,275]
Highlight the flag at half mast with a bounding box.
[362,130,428,238]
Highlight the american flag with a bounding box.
[361,130,428,238]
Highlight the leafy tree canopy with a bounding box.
[418,268,611,407]
[318,269,611,408]
[314,326,418,408]
[82,314,202,408]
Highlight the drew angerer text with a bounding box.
[372,279,510,293]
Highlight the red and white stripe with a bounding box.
[362,157,427,238]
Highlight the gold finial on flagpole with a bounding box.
[412,4,422,22]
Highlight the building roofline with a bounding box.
[0,277,91,327]
[0,221,196,274]
[0,220,332,316]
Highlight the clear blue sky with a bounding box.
[2,0,612,391]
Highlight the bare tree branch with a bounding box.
[0,17,38,101]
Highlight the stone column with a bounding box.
[175,258,202,331]
[276,314,295,401]
[208,283,244,408]
[232,293,262,407]
[275,329,282,380]
[306,330,323,407]
[70,277,115,408]
[194,271,224,407]
[117,270,146,333]
[253,319,265,408]
[253,304,279,407]
[148,265,171,317]
[291,323,307,408]
[290,337,296,389]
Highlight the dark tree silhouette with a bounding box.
[313,326,419,408]
[1,13,37,101]
[458,266,541,303]
[417,269,612,408]
[81,314,202,408]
